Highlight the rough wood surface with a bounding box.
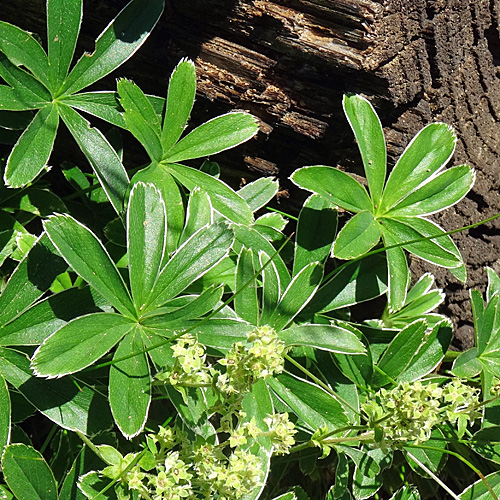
[2,0,500,343]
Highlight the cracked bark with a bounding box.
[3,0,500,346]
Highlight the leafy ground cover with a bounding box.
[1,1,500,499]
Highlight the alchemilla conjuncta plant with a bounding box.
[1,1,500,500]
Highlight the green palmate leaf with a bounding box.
[58,104,129,214]
[241,380,273,500]
[2,444,57,500]
[44,214,136,318]
[4,104,59,188]
[163,112,258,162]
[0,85,46,111]
[268,262,323,331]
[109,327,150,438]
[0,234,66,327]
[343,94,386,207]
[487,267,500,299]
[397,319,453,382]
[78,472,117,500]
[459,471,500,500]
[0,348,112,434]
[381,216,464,270]
[61,91,125,127]
[451,347,482,378]
[0,22,50,89]
[0,287,108,346]
[60,448,106,500]
[2,188,66,217]
[233,223,290,290]
[281,324,365,354]
[167,162,253,224]
[352,447,391,499]
[372,320,427,387]
[118,79,162,160]
[382,230,409,312]
[470,426,500,465]
[238,177,279,212]
[142,287,223,329]
[47,0,83,89]
[381,123,456,211]
[145,222,234,310]
[386,165,475,217]
[60,0,164,96]
[118,79,160,132]
[127,182,166,311]
[162,58,196,152]
[475,293,500,356]
[0,376,10,455]
[130,164,184,253]
[268,372,348,432]
[259,251,281,325]
[293,194,337,276]
[165,385,215,439]
[31,312,135,377]
[333,211,382,260]
[179,187,213,244]
[305,254,388,313]
[235,247,260,325]
[291,166,373,213]
[0,52,51,102]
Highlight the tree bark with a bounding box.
[3,0,500,344]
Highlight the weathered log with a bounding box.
[2,0,500,344]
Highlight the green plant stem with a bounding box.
[405,444,499,500]
[405,450,461,500]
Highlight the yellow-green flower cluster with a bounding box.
[217,325,288,395]
[164,334,213,387]
[363,379,480,449]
